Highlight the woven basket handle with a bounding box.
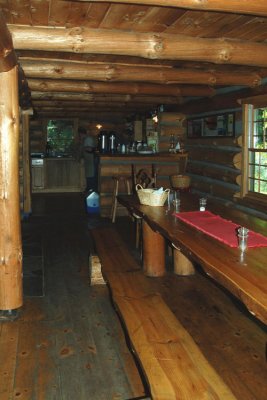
[136,184,144,191]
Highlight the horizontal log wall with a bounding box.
[185,110,242,202]
[30,118,46,153]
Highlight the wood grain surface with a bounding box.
[118,193,267,325]
[92,226,237,399]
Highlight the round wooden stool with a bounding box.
[110,175,132,223]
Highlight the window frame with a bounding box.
[241,96,267,208]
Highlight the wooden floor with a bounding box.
[0,194,145,400]
[0,193,267,400]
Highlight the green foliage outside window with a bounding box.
[47,119,75,155]
[250,108,267,194]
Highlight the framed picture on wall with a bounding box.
[187,118,203,138]
[187,112,235,138]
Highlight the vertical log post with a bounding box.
[0,65,23,310]
[22,111,32,216]
[142,220,165,277]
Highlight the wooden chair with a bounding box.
[132,164,157,191]
[132,164,158,250]
[110,175,132,223]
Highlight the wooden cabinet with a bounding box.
[45,159,82,191]
[31,158,85,192]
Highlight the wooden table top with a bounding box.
[118,193,267,326]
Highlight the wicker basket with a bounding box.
[136,184,170,206]
[170,174,191,189]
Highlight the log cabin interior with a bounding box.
[0,1,267,399]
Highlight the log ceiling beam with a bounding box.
[33,104,155,112]
[78,0,267,17]
[178,84,267,114]
[0,13,17,72]
[9,25,267,68]
[20,60,261,87]
[31,94,179,104]
[28,79,215,97]
[35,110,138,119]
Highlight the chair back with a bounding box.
[132,164,157,192]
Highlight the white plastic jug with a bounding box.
[86,191,100,214]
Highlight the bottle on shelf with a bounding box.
[45,141,52,157]
[168,134,175,153]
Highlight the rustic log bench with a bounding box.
[90,226,237,400]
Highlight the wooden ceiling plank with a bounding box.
[201,15,252,39]
[65,2,91,28]
[48,0,72,27]
[129,7,186,33]
[75,0,267,18]
[9,25,267,67]
[98,3,150,30]
[169,12,250,39]
[30,0,50,26]
[4,0,32,25]
[223,18,267,41]
[82,3,111,29]
[163,10,223,36]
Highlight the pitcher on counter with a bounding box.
[78,127,97,193]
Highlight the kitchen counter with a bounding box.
[44,156,75,160]
[97,152,187,161]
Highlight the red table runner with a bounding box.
[174,210,267,248]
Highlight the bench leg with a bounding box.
[142,220,165,277]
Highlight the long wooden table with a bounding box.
[118,193,267,326]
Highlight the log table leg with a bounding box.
[142,220,165,277]
[173,246,195,276]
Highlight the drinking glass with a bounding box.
[173,198,181,213]
[168,189,176,210]
[237,226,249,252]
[199,197,207,211]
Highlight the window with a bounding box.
[249,107,267,194]
[241,98,267,206]
[46,119,77,156]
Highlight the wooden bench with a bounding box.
[90,226,237,400]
